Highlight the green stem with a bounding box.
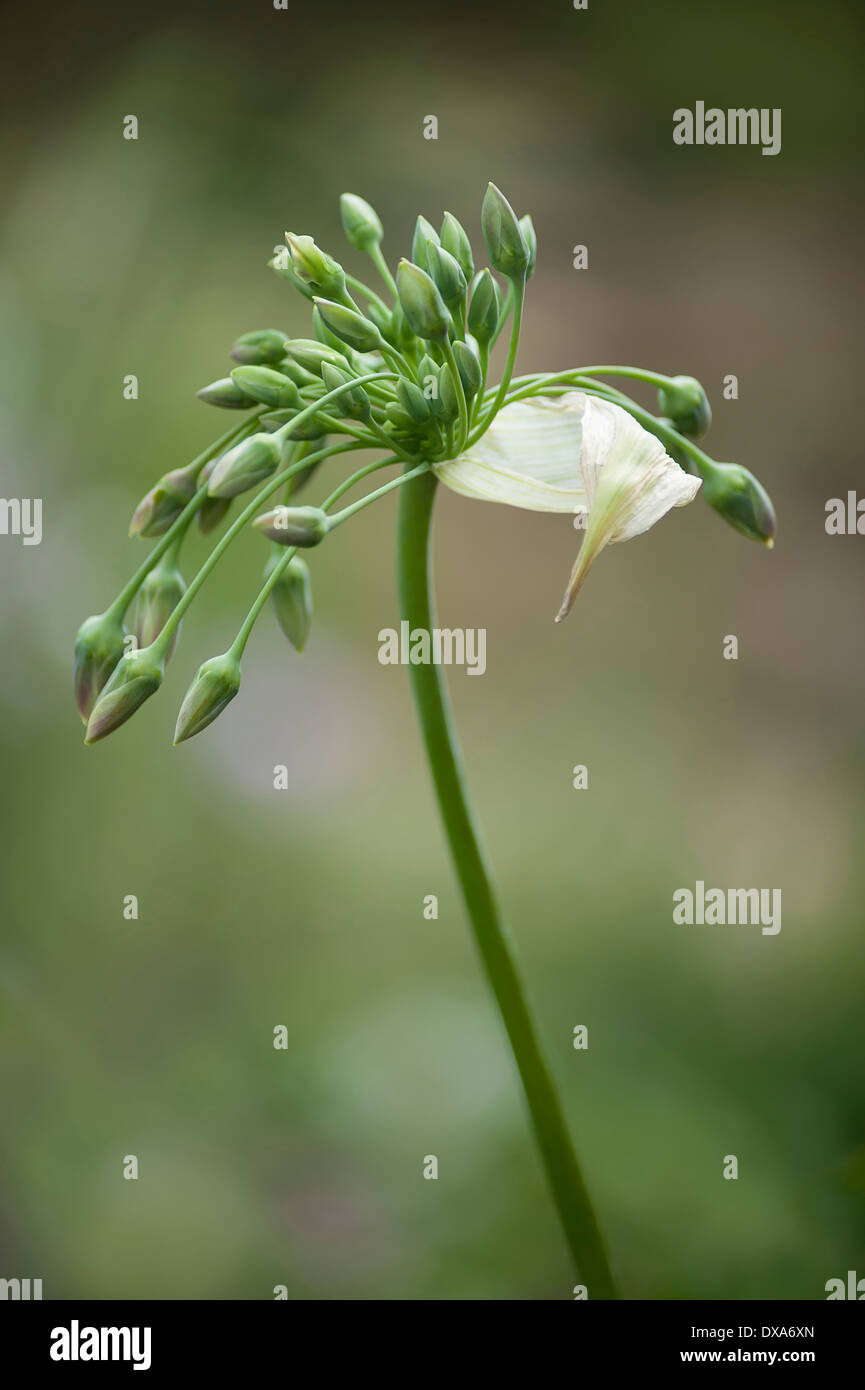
[368,243,398,299]
[469,273,525,446]
[440,337,469,455]
[396,469,618,1299]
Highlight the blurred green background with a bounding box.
[1,0,864,1299]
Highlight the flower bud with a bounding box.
[384,404,416,432]
[197,494,232,534]
[452,340,482,399]
[313,298,383,354]
[440,211,474,280]
[438,364,461,423]
[207,432,283,499]
[411,216,440,272]
[129,467,198,538]
[519,214,537,278]
[425,241,467,316]
[253,505,330,547]
[283,338,350,375]
[84,645,164,744]
[285,233,347,298]
[133,554,185,660]
[73,611,127,722]
[230,365,301,410]
[699,460,776,546]
[196,377,257,409]
[339,192,384,251]
[265,554,313,652]
[321,362,371,421]
[174,652,241,745]
[397,259,451,341]
[277,357,319,388]
[467,268,503,345]
[230,329,289,365]
[397,378,430,422]
[656,376,711,439]
[481,182,530,279]
[418,354,443,415]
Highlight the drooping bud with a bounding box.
[84,645,165,744]
[396,259,451,341]
[397,378,430,422]
[339,193,384,252]
[481,182,530,279]
[452,340,482,399]
[283,338,350,375]
[230,365,301,410]
[207,432,283,499]
[285,233,347,298]
[440,211,474,280]
[265,554,313,651]
[173,652,241,745]
[313,298,383,354]
[133,554,185,661]
[129,467,198,538]
[73,611,127,722]
[196,377,258,409]
[197,494,232,534]
[425,241,467,317]
[411,216,440,272]
[321,362,371,421]
[467,268,503,345]
[230,329,289,365]
[699,460,777,546]
[656,376,712,439]
[253,505,330,547]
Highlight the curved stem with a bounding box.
[396,470,618,1299]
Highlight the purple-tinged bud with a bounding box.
[84,646,165,744]
[700,460,777,546]
[207,433,283,499]
[129,467,198,538]
[252,505,330,547]
[73,611,127,722]
[197,494,232,534]
[173,652,241,745]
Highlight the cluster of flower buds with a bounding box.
[74,182,776,746]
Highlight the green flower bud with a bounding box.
[519,214,537,279]
[285,233,346,298]
[174,652,241,745]
[269,250,314,299]
[230,365,301,410]
[481,182,530,279]
[397,259,451,341]
[396,378,430,422]
[440,211,474,280]
[276,357,319,388]
[129,467,198,538]
[418,354,443,415]
[467,268,503,346]
[197,494,232,535]
[321,362,371,421]
[253,505,330,547]
[196,377,257,409]
[73,611,127,722]
[384,404,416,432]
[339,193,384,251]
[84,645,164,744]
[207,432,283,499]
[438,364,460,423]
[313,297,383,354]
[266,554,313,652]
[452,340,482,398]
[425,241,467,315]
[411,216,440,271]
[700,460,777,546]
[134,554,185,661]
[388,303,417,354]
[230,329,289,365]
[283,338,350,375]
[656,376,712,439]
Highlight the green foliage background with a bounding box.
[1,0,863,1298]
